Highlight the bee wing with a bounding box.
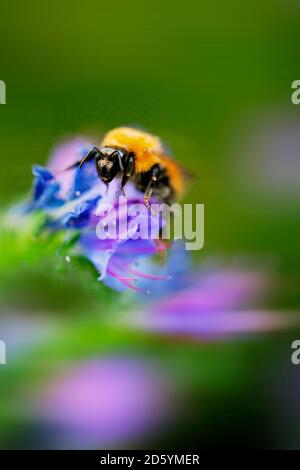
[153,151,198,181]
[177,162,198,182]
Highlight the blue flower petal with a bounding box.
[62,198,100,229]
[32,165,54,200]
[69,160,101,199]
[26,165,64,211]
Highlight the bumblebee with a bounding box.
[73,127,185,207]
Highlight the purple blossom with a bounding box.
[24,138,168,291]
[35,357,174,449]
[125,265,298,340]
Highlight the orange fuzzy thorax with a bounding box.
[101,127,163,173]
[101,127,184,197]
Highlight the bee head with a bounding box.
[96,146,127,184]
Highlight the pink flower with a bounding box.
[125,266,298,340]
[36,357,174,449]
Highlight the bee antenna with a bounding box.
[79,147,99,169]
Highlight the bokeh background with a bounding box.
[0,0,300,449]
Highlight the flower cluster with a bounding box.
[23,138,168,292]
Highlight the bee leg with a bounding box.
[144,165,160,211]
[121,154,134,196]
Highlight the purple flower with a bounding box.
[23,138,168,291]
[125,265,298,339]
[35,357,174,449]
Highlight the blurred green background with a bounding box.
[0,0,300,449]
